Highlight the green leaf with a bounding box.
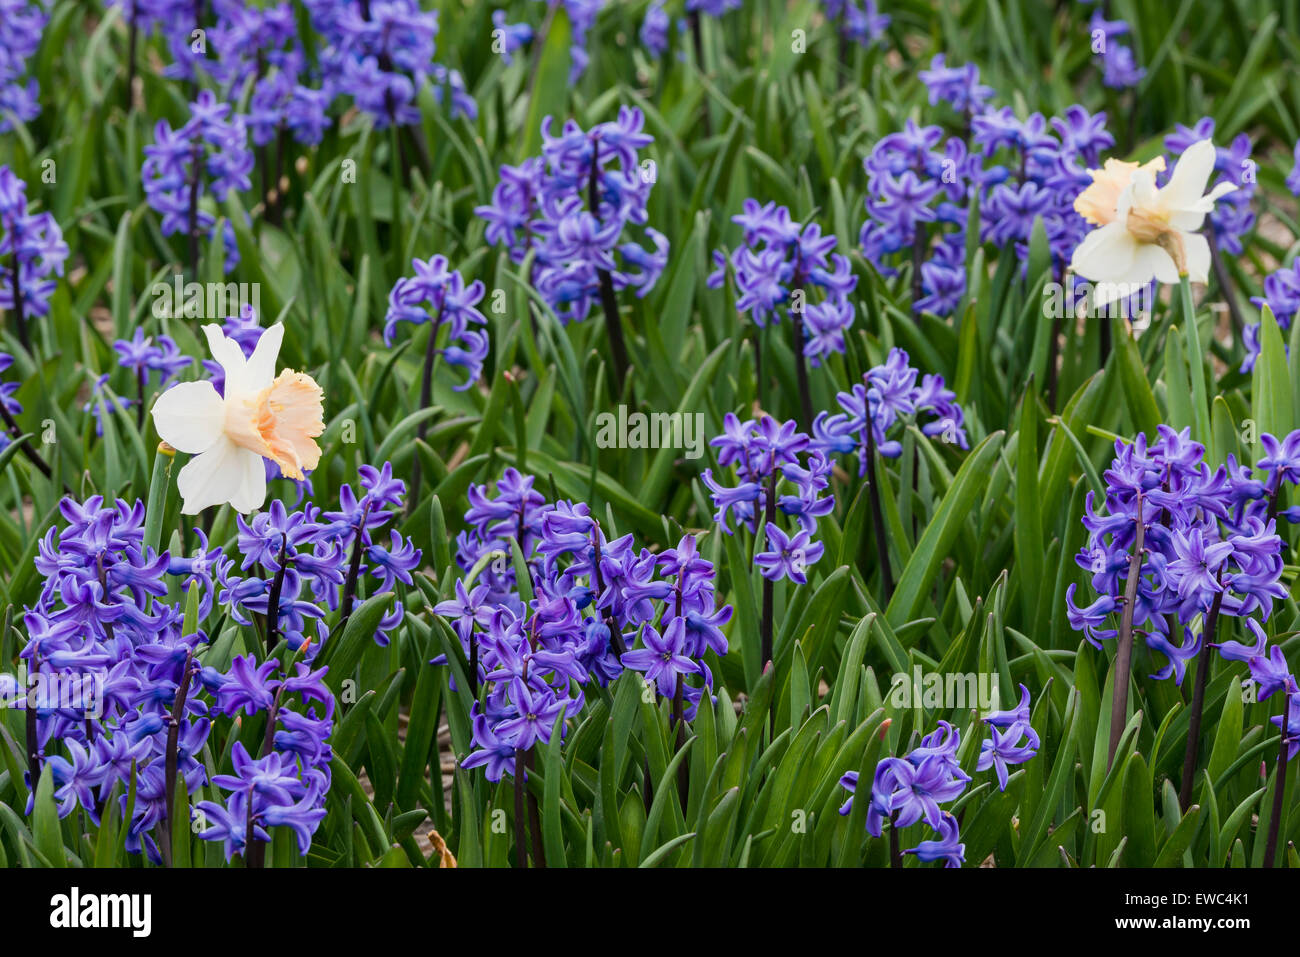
[886,431,1004,628]
[31,768,64,868]
[1251,305,1293,461]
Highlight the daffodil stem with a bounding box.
[1178,589,1222,812]
[1108,492,1145,770]
[1179,274,1212,443]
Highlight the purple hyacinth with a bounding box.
[306,0,475,127]
[813,347,968,470]
[477,106,667,328]
[535,0,604,85]
[919,54,994,118]
[0,0,46,131]
[0,165,69,339]
[823,0,889,49]
[839,720,971,856]
[493,9,534,65]
[438,470,731,783]
[384,255,489,391]
[976,684,1040,791]
[709,199,858,374]
[1065,426,1291,684]
[640,0,669,56]
[16,491,339,864]
[141,91,252,273]
[1088,9,1144,89]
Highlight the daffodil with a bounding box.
[151,322,324,514]
[1070,139,1237,303]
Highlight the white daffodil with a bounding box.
[1070,139,1237,304]
[151,322,324,514]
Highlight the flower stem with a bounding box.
[125,8,137,114]
[514,751,529,868]
[524,748,545,868]
[791,294,813,432]
[25,652,40,794]
[671,583,689,807]
[910,226,926,318]
[1179,274,1212,443]
[1108,492,1145,770]
[586,140,630,396]
[590,530,626,658]
[1046,262,1064,409]
[407,312,443,515]
[1263,702,1291,868]
[264,534,289,658]
[7,234,29,352]
[759,470,778,669]
[161,647,196,868]
[187,138,201,282]
[1178,589,1223,811]
[337,501,372,635]
[864,423,894,602]
[689,12,710,136]
[0,403,54,479]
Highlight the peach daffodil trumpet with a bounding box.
[1069,139,1237,304]
[150,322,324,514]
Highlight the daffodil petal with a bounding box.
[1070,222,1137,282]
[1182,231,1211,285]
[1133,242,1179,285]
[243,322,285,392]
[176,435,267,515]
[150,380,225,454]
[1159,139,1217,212]
[203,324,249,393]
